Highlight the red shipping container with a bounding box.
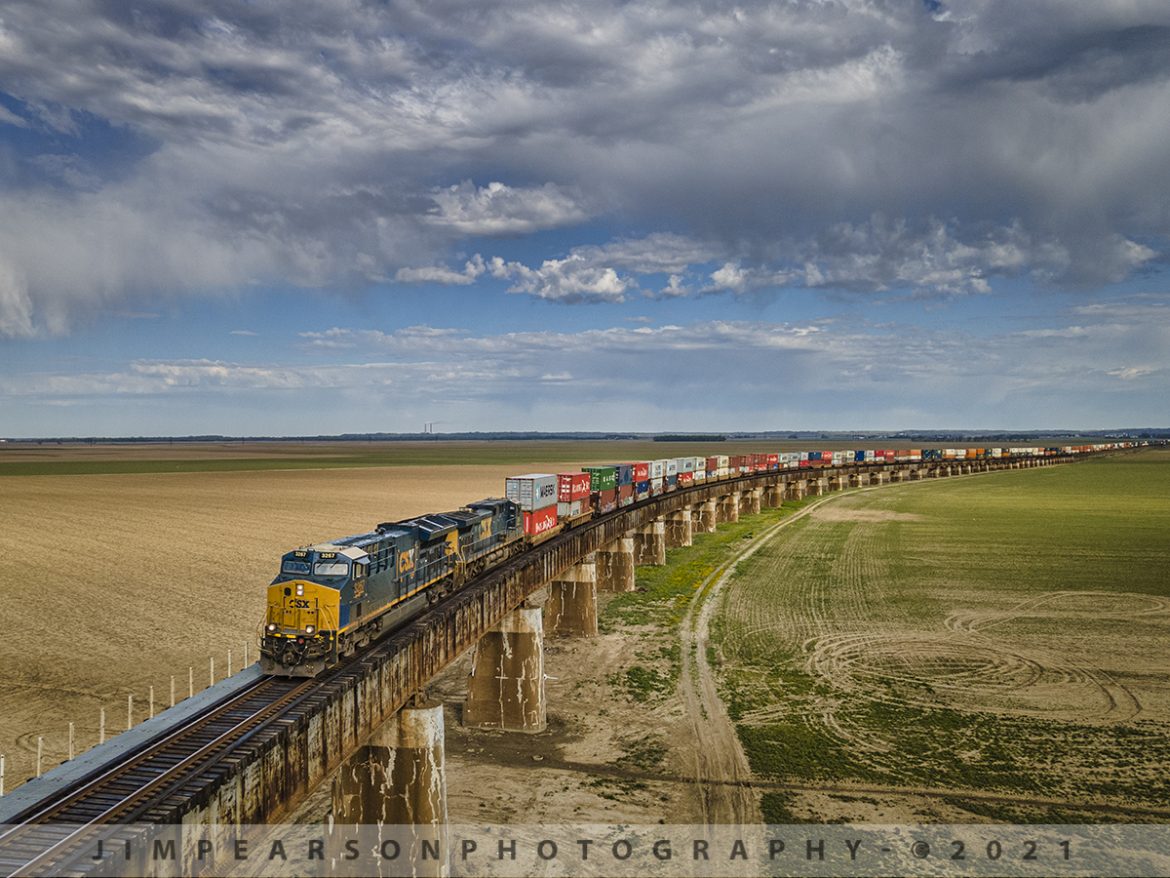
[557,472,592,503]
[678,470,694,486]
[522,505,558,537]
[767,453,779,469]
[618,483,634,507]
[594,488,617,515]
[706,456,720,473]
[628,461,650,482]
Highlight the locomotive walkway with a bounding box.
[0,455,1082,876]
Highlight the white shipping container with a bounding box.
[865,450,876,461]
[666,459,679,477]
[652,459,668,479]
[650,477,664,495]
[716,455,729,468]
[693,469,706,482]
[506,473,558,510]
[680,457,696,472]
[557,500,586,520]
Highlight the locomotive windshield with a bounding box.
[313,561,350,578]
[281,559,311,575]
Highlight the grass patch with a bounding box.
[714,451,1170,820]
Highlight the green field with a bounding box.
[712,450,1170,821]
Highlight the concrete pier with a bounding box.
[741,487,762,515]
[717,493,741,523]
[632,518,666,566]
[331,699,448,876]
[596,536,635,592]
[695,499,718,533]
[872,471,888,485]
[547,556,598,637]
[829,475,846,491]
[664,508,693,548]
[809,478,825,496]
[909,468,923,481]
[332,699,448,826]
[787,479,808,501]
[464,606,546,732]
[764,485,784,508]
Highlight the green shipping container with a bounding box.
[581,465,617,492]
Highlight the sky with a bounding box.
[0,0,1168,437]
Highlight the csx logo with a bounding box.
[288,598,311,609]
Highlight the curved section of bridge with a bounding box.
[0,455,1085,875]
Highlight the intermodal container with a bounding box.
[767,453,779,470]
[618,483,634,507]
[506,474,558,510]
[650,460,666,480]
[650,477,664,496]
[593,488,617,515]
[678,470,694,487]
[666,473,678,490]
[635,480,650,498]
[693,468,706,483]
[557,500,586,521]
[522,505,558,537]
[558,472,592,503]
[854,450,866,462]
[612,464,633,487]
[705,456,721,477]
[680,457,696,473]
[808,451,822,462]
[666,459,679,477]
[582,466,618,492]
[630,461,650,482]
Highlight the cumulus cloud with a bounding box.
[395,255,486,286]
[488,255,633,303]
[1,0,1169,332]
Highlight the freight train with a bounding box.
[259,443,1132,675]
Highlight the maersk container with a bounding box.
[558,472,592,503]
[582,466,617,492]
[506,474,558,510]
[650,460,666,480]
[558,499,586,521]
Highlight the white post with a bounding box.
[68,722,75,760]
[35,736,43,778]
[0,754,5,797]
[227,649,233,677]
[244,641,249,668]
[149,686,155,719]
[99,708,106,744]
[188,667,194,699]
[209,656,215,688]
[170,676,176,708]
[127,694,134,730]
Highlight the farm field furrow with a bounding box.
[713,450,1170,822]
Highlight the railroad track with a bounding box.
[0,674,323,877]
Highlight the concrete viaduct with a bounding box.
[0,454,1074,873]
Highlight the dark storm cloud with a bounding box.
[0,0,1168,333]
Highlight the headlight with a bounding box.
[305,625,316,635]
[266,623,277,633]
[295,583,304,596]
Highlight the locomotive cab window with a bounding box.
[313,561,349,578]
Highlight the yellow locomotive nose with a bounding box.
[265,580,339,635]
